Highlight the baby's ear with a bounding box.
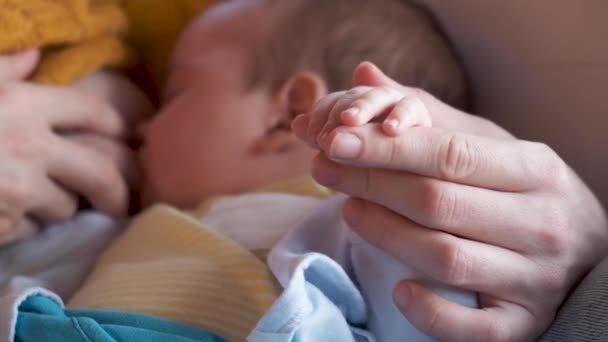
[256,72,327,155]
[276,71,327,120]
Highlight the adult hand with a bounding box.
[0,50,134,244]
[293,62,608,341]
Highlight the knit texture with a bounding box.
[0,0,131,84]
[540,256,608,341]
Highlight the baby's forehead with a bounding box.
[178,1,270,50]
[191,0,271,33]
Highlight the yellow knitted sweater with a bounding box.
[0,0,215,87]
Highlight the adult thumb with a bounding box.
[351,61,405,89]
[0,49,40,83]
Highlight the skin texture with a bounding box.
[140,0,321,207]
[294,62,608,341]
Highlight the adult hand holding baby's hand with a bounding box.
[293,62,608,341]
[0,50,134,244]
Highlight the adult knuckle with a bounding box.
[433,188,461,228]
[438,133,479,180]
[422,304,443,336]
[434,236,469,286]
[419,181,458,224]
[538,204,569,254]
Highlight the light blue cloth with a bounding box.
[250,195,478,342]
[15,293,227,342]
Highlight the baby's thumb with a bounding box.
[0,49,40,83]
[351,62,404,89]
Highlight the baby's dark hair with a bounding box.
[249,0,467,108]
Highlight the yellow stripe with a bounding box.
[68,205,280,341]
[74,287,276,316]
[83,264,278,284]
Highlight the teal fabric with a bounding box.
[15,295,227,342]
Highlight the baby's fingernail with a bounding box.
[343,108,360,120]
[385,119,400,129]
[330,133,362,160]
[383,119,401,137]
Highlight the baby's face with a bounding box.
[139,0,316,207]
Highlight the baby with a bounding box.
[5,0,474,341]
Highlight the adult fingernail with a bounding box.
[312,155,340,186]
[330,133,362,160]
[394,283,411,308]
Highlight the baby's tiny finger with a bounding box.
[383,97,432,136]
[340,86,403,127]
[307,92,344,148]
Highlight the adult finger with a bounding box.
[352,62,513,139]
[67,133,141,189]
[342,198,541,301]
[47,137,129,216]
[382,96,432,136]
[0,49,39,83]
[322,124,560,192]
[392,281,539,342]
[0,217,38,245]
[28,179,78,224]
[318,156,552,251]
[7,83,127,137]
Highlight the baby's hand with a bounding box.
[293,84,431,150]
